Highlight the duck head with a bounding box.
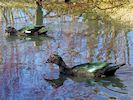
[5,26,17,36]
[46,54,69,74]
[46,54,68,68]
[46,54,63,64]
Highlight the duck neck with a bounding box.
[58,60,69,73]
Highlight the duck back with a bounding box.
[69,62,108,77]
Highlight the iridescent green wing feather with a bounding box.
[18,24,36,33]
[18,24,48,34]
[72,62,109,73]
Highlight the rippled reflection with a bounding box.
[0,5,133,100]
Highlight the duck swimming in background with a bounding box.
[5,1,47,37]
[5,25,48,36]
[46,54,125,77]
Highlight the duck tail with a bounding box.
[118,63,126,67]
[109,63,126,68]
[103,63,126,76]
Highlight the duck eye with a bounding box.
[46,59,52,63]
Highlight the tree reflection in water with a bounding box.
[0,2,133,99]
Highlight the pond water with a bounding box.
[0,6,133,100]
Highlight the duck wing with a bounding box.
[72,62,109,73]
[18,25,44,34]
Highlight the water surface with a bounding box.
[0,6,133,100]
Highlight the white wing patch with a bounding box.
[25,30,31,34]
[87,65,105,72]
[87,66,97,72]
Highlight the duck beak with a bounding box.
[45,58,52,63]
[45,61,48,63]
[45,59,49,63]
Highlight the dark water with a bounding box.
[0,6,133,100]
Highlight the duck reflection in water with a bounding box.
[44,73,126,95]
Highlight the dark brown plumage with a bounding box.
[46,54,126,77]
